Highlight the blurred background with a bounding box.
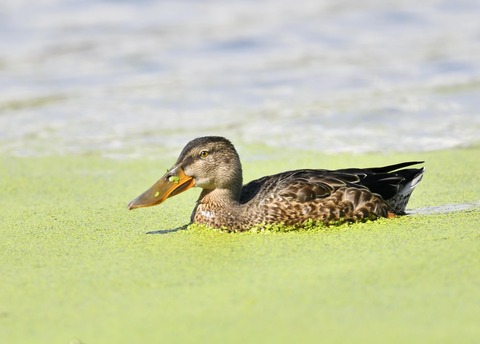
[1,0,479,158]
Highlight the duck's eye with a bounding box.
[199,150,209,158]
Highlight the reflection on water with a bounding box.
[0,0,479,157]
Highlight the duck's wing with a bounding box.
[239,169,358,204]
[335,161,425,203]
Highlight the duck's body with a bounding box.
[129,136,424,231]
[192,164,424,230]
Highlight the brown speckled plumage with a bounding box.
[129,136,425,231]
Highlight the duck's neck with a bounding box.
[197,186,242,206]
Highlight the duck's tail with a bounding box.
[383,163,425,214]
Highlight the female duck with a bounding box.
[128,136,424,231]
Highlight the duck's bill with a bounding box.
[128,167,195,210]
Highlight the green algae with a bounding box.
[1,146,479,344]
[168,175,180,184]
[192,218,377,233]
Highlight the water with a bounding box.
[409,201,480,215]
[1,0,479,157]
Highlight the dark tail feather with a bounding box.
[368,161,424,173]
[387,166,425,214]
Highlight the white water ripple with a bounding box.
[409,201,480,215]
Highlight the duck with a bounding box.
[128,136,425,231]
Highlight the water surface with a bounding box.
[1,0,479,157]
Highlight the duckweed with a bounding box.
[1,146,479,344]
[169,175,180,183]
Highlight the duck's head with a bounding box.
[128,136,243,210]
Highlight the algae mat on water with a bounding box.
[1,146,479,344]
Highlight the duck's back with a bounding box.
[239,161,424,226]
